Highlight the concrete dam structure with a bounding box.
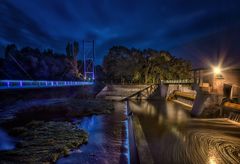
[97,83,240,122]
[96,84,240,163]
[96,84,161,101]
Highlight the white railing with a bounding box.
[162,79,194,84]
[0,80,94,90]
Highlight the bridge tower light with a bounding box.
[83,40,95,82]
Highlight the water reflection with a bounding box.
[129,100,240,163]
[58,102,128,164]
[0,129,15,151]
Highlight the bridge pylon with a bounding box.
[82,40,95,81]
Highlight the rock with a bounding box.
[0,121,88,163]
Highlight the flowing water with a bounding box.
[0,98,129,163]
[1,97,239,163]
[0,129,15,151]
[57,102,129,164]
[129,100,240,164]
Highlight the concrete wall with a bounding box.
[96,85,148,100]
[222,69,240,86]
[194,68,240,97]
[165,84,194,99]
[97,85,161,100]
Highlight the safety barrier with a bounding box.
[0,80,94,90]
[162,79,194,84]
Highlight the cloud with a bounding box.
[0,1,59,49]
[0,0,240,67]
[171,26,240,68]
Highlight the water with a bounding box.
[0,129,15,151]
[129,100,240,164]
[57,102,129,164]
[0,98,66,122]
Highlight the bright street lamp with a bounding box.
[213,66,221,75]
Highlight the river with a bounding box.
[57,102,129,164]
[1,98,239,163]
[129,100,240,163]
[0,129,15,151]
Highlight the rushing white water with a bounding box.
[0,129,15,151]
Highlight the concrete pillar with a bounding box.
[191,84,209,116]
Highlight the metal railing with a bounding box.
[0,80,94,90]
[126,101,139,164]
[162,79,194,84]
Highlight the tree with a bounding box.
[5,44,17,58]
[73,41,79,60]
[43,48,53,56]
[103,46,192,84]
[66,42,71,57]
[73,41,79,76]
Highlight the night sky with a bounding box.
[0,0,240,67]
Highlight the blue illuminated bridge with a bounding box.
[0,80,94,90]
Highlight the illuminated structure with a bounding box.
[0,80,93,90]
[192,67,240,97]
[82,40,95,80]
[212,66,224,94]
[213,66,221,75]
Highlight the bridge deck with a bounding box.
[0,80,94,90]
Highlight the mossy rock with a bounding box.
[0,121,88,163]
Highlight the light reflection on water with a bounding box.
[77,115,105,146]
[0,129,15,151]
[58,102,128,164]
[129,100,240,164]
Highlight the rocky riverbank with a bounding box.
[0,99,114,163]
[0,121,88,163]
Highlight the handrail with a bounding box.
[162,79,194,84]
[126,101,139,164]
[0,80,94,90]
[122,84,156,101]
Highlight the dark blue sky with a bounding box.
[0,0,240,67]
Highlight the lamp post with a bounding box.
[213,66,224,95]
[213,66,221,75]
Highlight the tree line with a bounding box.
[0,42,83,80]
[103,46,192,84]
[1,43,192,83]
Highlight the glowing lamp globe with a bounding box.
[213,67,221,75]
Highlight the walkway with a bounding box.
[0,80,93,90]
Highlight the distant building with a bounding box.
[191,68,240,98]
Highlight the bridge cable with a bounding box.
[9,54,33,80]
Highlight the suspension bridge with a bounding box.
[0,40,95,90]
[0,80,93,90]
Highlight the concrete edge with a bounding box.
[132,116,154,164]
[172,100,193,110]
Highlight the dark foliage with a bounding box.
[103,46,192,84]
[0,44,83,80]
